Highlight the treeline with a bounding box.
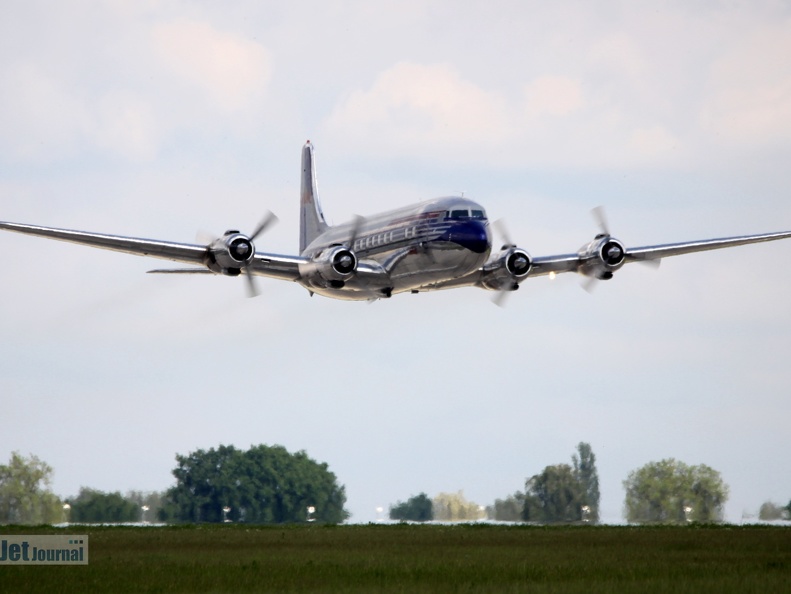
[67,489,165,523]
[389,443,750,525]
[389,443,601,524]
[0,445,348,525]
[2,446,790,525]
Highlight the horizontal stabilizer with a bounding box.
[147,268,214,274]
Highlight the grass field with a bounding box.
[1,523,789,593]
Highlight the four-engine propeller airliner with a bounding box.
[2,141,791,302]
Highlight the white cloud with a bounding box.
[700,19,791,147]
[0,64,159,162]
[151,20,272,113]
[0,62,90,161]
[92,91,159,160]
[630,125,678,159]
[0,10,273,164]
[523,76,585,118]
[323,60,683,169]
[586,33,647,80]
[324,62,510,158]
[319,4,791,171]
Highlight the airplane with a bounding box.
[1,140,791,303]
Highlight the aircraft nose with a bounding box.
[445,220,490,254]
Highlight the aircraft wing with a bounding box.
[529,230,791,276]
[247,252,306,281]
[0,221,304,281]
[624,231,791,263]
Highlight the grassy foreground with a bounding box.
[1,523,789,593]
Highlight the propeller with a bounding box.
[639,256,662,270]
[582,276,599,294]
[593,205,661,269]
[197,211,279,298]
[583,206,659,292]
[249,211,278,243]
[196,229,218,245]
[243,211,279,297]
[493,219,515,248]
[344,214,366,255]
[581,207,612,294]
[491,218,518,307]
[492,288,511,308]
[591,206,610,237]
[344,215,392,301]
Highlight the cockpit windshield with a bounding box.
[446,209,486,220]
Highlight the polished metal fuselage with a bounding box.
[299,197,492,300]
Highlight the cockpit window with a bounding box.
[446,208,486,220]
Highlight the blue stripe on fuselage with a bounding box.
[437,219,490,254]
[350,210,490,256]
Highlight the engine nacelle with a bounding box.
[480,247,532,291]
[577,235,626,280]
[206,231,255,275]
[304,245,358,287]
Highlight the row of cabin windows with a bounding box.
[354,226,423,251]
[352,209,486,250]
[354,230,402,250]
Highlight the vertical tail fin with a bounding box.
[300,141,329,253]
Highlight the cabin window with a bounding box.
[471,210,485,219]
[450,209,468,219]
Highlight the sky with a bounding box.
[1,0,790,523]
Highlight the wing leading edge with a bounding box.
[0,221,304,281]
[529,230,791,277]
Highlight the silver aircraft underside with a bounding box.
[1,141,791,303]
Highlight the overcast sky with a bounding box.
[2,1,790,523]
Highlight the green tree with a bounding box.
[623,459,729,524]
[758,501,788,521]
[432,491,485,522]
[486,492,525,522]
[573,442,600,523]
[160,444,349,524]
[0,452,62,525]
[523,464,584,523]
[519,442,601,524]
[389,492,433,522]
[69,487,140,523]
